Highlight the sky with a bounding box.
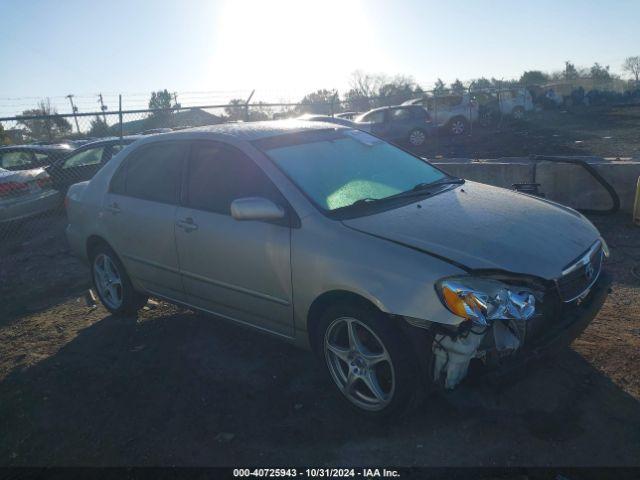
[1,0,639,116]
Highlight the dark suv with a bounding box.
[354,105,433,147]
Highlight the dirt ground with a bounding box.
[416,105,640,159]
[0,209,638,467]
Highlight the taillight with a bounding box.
[0,182,28,198]
[37,177,52,189]
[64,194,70,210]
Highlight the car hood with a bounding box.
[342,181,601,280]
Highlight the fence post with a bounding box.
[244,89,255,122]
[119,94,123,144]
[468,85,473,137]
[433,88,439,156]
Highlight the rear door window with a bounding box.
[62,147,105,169]
[112,142,186,204]
[390,108,412,121]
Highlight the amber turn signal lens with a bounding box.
[442,284,471,319]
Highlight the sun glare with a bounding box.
[210,0,380,95]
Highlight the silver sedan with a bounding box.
[0,167,61,225]
[65,121,610,416]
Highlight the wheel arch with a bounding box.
[448,114,468,124]
[306,289,387,355]
[86,234,113,260]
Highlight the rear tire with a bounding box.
[89,243,148,316]
[315,301,418,417]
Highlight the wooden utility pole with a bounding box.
[98,93,108,122]
[66,94,80,133]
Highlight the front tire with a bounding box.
[90,244,148,316]
[512,106,525,120]
[448,116,468,135]
[407,128,427,147]
[316,301,418,417]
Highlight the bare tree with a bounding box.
[18,98,72,142]
[622,56,640,84]
[348,70,387,99]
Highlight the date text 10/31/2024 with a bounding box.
[233,468,401,478]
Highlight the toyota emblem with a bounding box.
[584,260,594,281]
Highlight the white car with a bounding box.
[498,88,534,118]
[403,94,479,135]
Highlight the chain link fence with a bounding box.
[1,80,639,244]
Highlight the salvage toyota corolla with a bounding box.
[65,121,610,416]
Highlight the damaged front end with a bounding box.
[402,239,609,390]
[432,274,542,389]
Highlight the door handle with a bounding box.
[105,202,121,215]
[176,217,198,232]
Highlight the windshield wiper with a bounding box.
[383,176,465,201]
[347,197,382,207]
[412,177,465,191]
[342,177,464,210]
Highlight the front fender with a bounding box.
[291,215,467,339]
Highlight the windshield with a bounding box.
[258,130,447,212]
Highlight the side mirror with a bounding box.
[230,197,285,221]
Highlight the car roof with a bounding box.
[72,135,143,149]
[0,144,74,153]
[147,120,350,142]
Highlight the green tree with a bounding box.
[449,79,465,95]
[470,77,493,90]
[247,102,272,121]
[519,70,549,86]
[224,98,246,121]
[343,88,372,112]
[590,63,612,84]
[17,99,72,142]
[297,89,338,115]
[145,89,180,129]
[433,78,447,95]
[378,76,418,106]
[563,61,579,80]
[149,89,179,110]
[225,99,272,121]
[0,122,7,145]
[88,116,110,137]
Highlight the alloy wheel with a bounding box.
[451,120,465,135]
[409,129,426,146]
[93,253,123,310]
[324,317,395,411]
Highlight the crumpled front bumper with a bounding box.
[480,271,612,383]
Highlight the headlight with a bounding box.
[436,276,536,326]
